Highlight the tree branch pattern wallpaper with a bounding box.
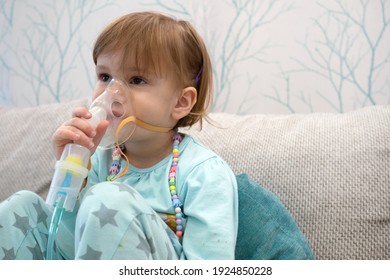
[1,0,389,114]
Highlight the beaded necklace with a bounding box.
[170,132,184,238]
[107,130,184,238]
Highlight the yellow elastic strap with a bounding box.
[134,118,172,133]
[112,116,172,180]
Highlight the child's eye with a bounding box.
[129,76,146,85]
[98,73,111,83]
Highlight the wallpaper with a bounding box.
[1,0,389,114]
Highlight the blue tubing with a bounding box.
[46,203,65,260]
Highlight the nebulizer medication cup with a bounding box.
[46,144,91,212]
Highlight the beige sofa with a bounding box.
[0,99,389,259]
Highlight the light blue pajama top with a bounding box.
[85,134,238,260]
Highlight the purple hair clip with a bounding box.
[195,67,203,84]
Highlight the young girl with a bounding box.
[0,11,238,260]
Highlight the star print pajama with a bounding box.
[0,182,181,260]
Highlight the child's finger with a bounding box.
[64,117,96,139]
[72,107,92,119]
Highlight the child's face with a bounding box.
[93,50,181,134]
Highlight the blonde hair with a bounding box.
[93,11,213,129]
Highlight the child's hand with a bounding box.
[52,107,109,160]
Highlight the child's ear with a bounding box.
[172,86,197,120]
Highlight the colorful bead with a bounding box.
[173,133,182,141]
[107,145,125,181]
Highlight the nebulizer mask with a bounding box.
[45,78,171,259]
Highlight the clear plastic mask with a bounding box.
[87,78,136,149]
